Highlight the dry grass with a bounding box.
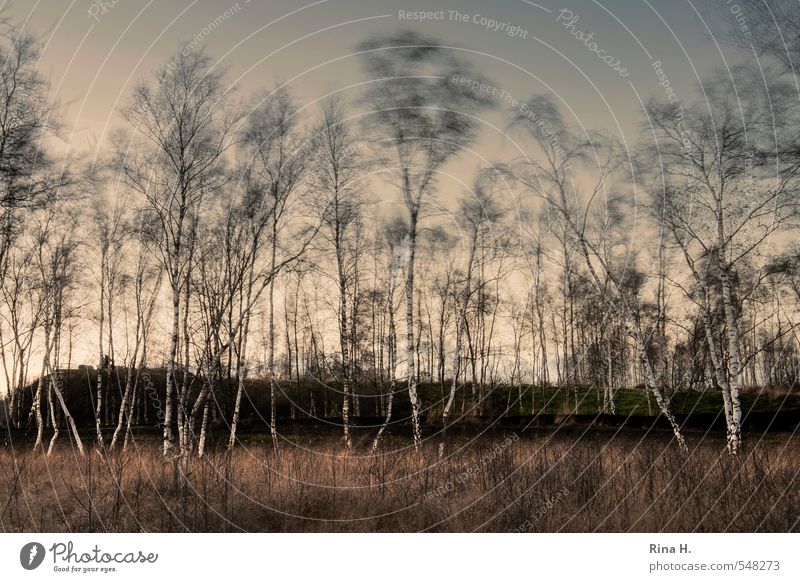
[1,429,798,532]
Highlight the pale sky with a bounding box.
[15,0,743,162]
[0,0,761,386]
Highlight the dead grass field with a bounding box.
[1,430,797,532]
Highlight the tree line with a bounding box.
[2,9,800,458]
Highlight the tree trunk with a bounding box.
[442,227,477,449]
[268,220,278,450]
[373,279,398,450]
[46,373,60,455]
[405,207,422,449]
[716,230,743,454]
[197,400,210,457]
[164,277,180,457]
[337,251,352,450]
[45,356,84,456]
[228,306,252,449]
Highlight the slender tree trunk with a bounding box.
[96,259,106,449]
[351,258,362,418]
[268,219,278,450]
[717,250,743,452]
[228,299,252,448]
[405,207,422,449]
[178,276,194,454]
[164,275,180,457]
[44,355,84,456]
[197,400,210,457]
[110,327,140,450]
[337,250,352,449]
[46,373,60,455]
[106,283,115,427]
[373,278,398,450]
[32,358,46,451]
[123,349,147,452]
[442,228,477,451]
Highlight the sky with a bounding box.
[13,0,748,163]
[0,0,762,383]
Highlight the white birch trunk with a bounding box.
[46,377,59,455]
[405,206,422,450]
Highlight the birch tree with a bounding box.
[308,97,369,449]
[372,217,406,450]
[110,213,163,450]
[443,171,503,432]
[0,24,62,420]
[511,94,688,451]
[91,185,127,448]
[0,32,55,277]
[358,30,493,448]
[239,86,309,447]
[29,201,84,456]
[643,74,799,453]
[120,49,238,457]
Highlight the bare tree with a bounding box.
[239,86,309,449]
[443,170,504,433]
[357,30,493,448]
[714,0,799,73]
[90,180,127,449]
[110,213,163,450]
[0,32,57,276]
[643,72,799,453]
[372,217,406,450]
[29,200,84,456]
[120,49,238,457]
[511,94,688,452]
[308,96,369,449]
[0,24,63,425]
[0,245,40,428]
